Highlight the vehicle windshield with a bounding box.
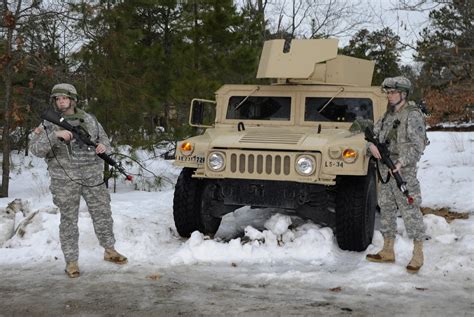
[226,96,291,121]
[305,97,373,122]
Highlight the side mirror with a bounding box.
[189,99,216,128]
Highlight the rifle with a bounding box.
[41,109,133,181]
[364,126,413,205]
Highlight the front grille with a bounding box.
[206,150,321,182]
[230,152,292,176]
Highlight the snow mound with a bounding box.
[170,215,336,266]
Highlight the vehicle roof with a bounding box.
[215,84,384,95]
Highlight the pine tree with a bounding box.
[415,1,473,124]
[415,2,472,88]
[341,28,403,85]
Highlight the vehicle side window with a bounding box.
[226,96,291,121]
[305,97,373,122]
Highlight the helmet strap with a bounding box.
[388,92,406,110]
[390,98,403,108]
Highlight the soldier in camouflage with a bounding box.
[365,76,427,273]
[29,83,127,278]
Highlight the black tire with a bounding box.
[173,168,204,237]
[173,168,222,237]
[335,161,377,251]
[200,182,223,235]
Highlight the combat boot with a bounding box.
[406,240,424,273]
[104,248,128,264]
[366,238,395,263]
[65,261,80,278]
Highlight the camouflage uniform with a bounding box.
[372,102,426,241]
[30,108,116,262]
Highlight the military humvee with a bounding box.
[173,39,385,251]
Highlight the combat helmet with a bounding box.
[381,76,412,95]
[51,83,78,102]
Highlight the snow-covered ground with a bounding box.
[0,131,473,315]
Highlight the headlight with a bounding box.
[295,155,316,176]
[207,152,225,171]
[179,142,194,156]
[342,148,358,163]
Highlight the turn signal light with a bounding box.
[342,148,357,163]
[180,142,194,156]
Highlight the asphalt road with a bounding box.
[1,262,472,317]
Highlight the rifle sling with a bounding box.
[375,160,391,184]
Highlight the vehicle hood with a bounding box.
[207,127,363,151]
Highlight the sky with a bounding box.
[0,131,473,314]
[261,0,436,64]
[369,0,433,64]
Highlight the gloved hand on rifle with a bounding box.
[54,130,107,154]
[368,143,402,175]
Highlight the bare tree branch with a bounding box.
[394,0,444,12]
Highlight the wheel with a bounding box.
[173,168,222,237]
[335,161,377,251]
[200,182,223,235]
[173,168,204,237]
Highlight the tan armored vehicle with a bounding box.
[173,39,385,251]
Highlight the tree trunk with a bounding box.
[24,131,29,156]
[1,25,14,198]
[162,6,173,132]
[257,0,267,42]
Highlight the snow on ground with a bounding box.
[0,131,473,300]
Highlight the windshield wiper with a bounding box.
[234,86,260,111]
[318,87,345,113]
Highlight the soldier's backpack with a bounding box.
[405,101,430,150]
